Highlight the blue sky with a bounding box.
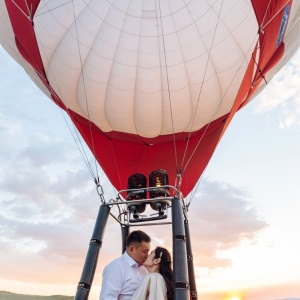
[1,45,300,300]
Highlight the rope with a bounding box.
[157,0,179,171]
[179,0,224,173]
[57,103,98,181]
[260,0,291,32]
[260,0,272,31]
[109,139,123,189]
[71,1,100,183]
[33,4,98,183]
[184,1,269,206]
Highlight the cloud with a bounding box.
[253,49,300,129]
[187,178,268,269]
[0,169,268,284]
[0,46,120,285]
[122,178,268,271]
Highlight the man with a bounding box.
[100,230,151,300]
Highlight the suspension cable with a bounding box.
[56,101,98,181]
[182,42,256,185]
[138,145,149,174]
[260,0,291,32]
[260,0,272,31]
[71,1,100,183]
[157,0,179,171]
[109,139,123,190]
[33,4,99,183]
[183,2,271,206]
[179,0,224,174]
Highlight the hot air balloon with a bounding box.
[1,1,300,299]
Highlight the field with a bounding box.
[0,291,73,300]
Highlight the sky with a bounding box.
[0,44,300,300]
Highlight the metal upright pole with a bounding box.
[74,204,110,300]
[121,225,129,254]
[172,197,190,300]
[185,219,198,300]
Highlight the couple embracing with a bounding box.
[100,230,173,300]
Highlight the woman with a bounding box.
[131,246,173,300]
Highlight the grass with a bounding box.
[0,291,73,300]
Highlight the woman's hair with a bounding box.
[154,247,174,300]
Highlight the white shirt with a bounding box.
[100,252,148,300]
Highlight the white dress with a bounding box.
[131,272,167,300]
